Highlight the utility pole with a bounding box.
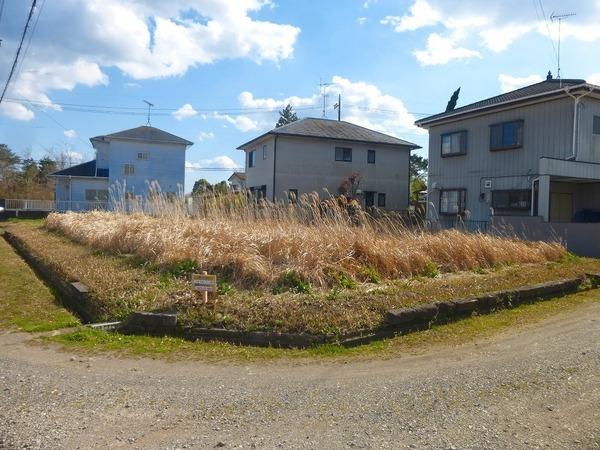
[319,78,332,118]
[143,100,154,126]
[550,11,576,85]
[334,94,341,121]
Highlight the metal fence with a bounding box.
[4,199,108,212]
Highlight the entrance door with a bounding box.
[550,192,573,222]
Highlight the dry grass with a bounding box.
[44,193,566,289]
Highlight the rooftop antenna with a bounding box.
[319,78,332,118]
[143,100,154,126]
[550,11,576,86]
[334,94,341,121]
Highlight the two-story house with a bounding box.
[237,118,420,210]
[416,74,600,225]
[50,125,193,210]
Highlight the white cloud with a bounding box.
[186,156,240,171]
[588,74,600,86]
[363,0,378,8]
[211,112,262,132]
[480,24,534,53]
[0,102,35,121]
[198,131,215,141]
[1,0,300,120]
[380,0,441,32]
[238,91,318,110]
[357,17,367,25]
[172,103,198,121]
[498,74,543,93]
[413,33,480,65]
[65,151,84,163]
[63,129,77,138]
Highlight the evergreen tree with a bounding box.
[445,87,461,112]
[275,104,299,128]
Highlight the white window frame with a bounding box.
[123,163,135,176]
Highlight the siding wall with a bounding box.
[578,97,600,163]
[244,135,411,210]
[427,97,575,221]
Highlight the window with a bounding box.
[288,189,298,204]
[262,144,267,160]
[377,193,386,207]
[335,147,352,162]
[491,190,531,214]
[137,152,148,160]
[439,189,466,215]
[123,164,135,176]
[594,116,600,135]
[441,131,467,156]
[365,191,375,207]
[367,150,376,164]
[490,120,524,151]
[248,150,256,168]
[85,189,108,201]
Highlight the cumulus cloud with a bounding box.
[380,0,441,32]
[1,0,300,120]
[210,112,263,132]
[198,131,215,141]
[357,17,367,25]
[588,74,600,86]
[186,156,240,171]
[414,34,480,65]
[499,74,543,93]
[63,129,77,138]
[238,91,318,110]
[381,0,600,64]
[172,103,198,121]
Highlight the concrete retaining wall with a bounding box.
[6,229,598,348]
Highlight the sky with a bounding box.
[1,0,600,192]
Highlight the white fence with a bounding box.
[4,199,108,212]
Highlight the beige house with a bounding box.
[227,172,246,192]
[237,118,420,210]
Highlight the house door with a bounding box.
[550,192,573,222]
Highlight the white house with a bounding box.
[50,125,193,210]
[237,118,420,210]
[227,172,246,192]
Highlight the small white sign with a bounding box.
[192,274,217,293]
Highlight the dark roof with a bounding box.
[237,118,420,149]
[416,79,591,127]
[229,171,246,181]
[91,125,193,145]
[50,160,105,177]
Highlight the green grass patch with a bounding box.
[0,232,79,332]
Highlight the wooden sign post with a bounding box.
[192,271,217,304]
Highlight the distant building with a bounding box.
[228,172,246,192]
[237,118,420,210]
[416,74,600,225]
[50,126,193,210]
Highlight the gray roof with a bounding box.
[91,125,193,145]
[416,78,593,127]
[228,171,246,181]
[237,118,420,149]
[49,160,106,177]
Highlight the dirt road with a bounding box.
[1,301,600,449]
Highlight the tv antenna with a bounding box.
[550,12,576,83]
[319,78,332,118]
[143,99,154,126]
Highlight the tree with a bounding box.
[192,178,212,195]
[36,156,57,185]
[445,87,461,112]
[0,144,21,197]
[213,180,229,195]
[409,154,428,180]
[275,104,298,128]
[338,172,361,198]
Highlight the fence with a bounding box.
[431,216,490,233]
[4,199,108,212]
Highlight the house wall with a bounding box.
[244,135,411,210]
[427,97,575,221]
[105,139,186,197]
[244,136,275,199]
[577,97,600,163]
[94,141,110,170]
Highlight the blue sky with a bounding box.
[1,0,600,192]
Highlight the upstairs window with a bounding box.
[441,131,467,157]
[377,193,386,207]
[85,189,108,201]
[123,164,135,176]
[335,147,352,162]
[490,120,524,151]
[262,144,268,160]
[137,152,149,160]
[248,150,256,168]
[439,189,466,215]
[594,116,600,135]
[492,190,531,214]
[367,150,376,164]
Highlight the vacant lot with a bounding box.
[7,209,600,335]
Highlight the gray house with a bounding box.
[237,118,420,210]
[416,74,600,226]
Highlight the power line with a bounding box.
[0,0,38,105]
[12,0,46,86]
[537,0,558,61]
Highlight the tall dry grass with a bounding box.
[44,190,566,289]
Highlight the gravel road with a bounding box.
[1,301,600,450]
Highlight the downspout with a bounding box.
[566,86,594,161]
[272,135,278,202]
[68,175,72,211]
[530,177,539,217]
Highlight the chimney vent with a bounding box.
[546,71,553,81]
